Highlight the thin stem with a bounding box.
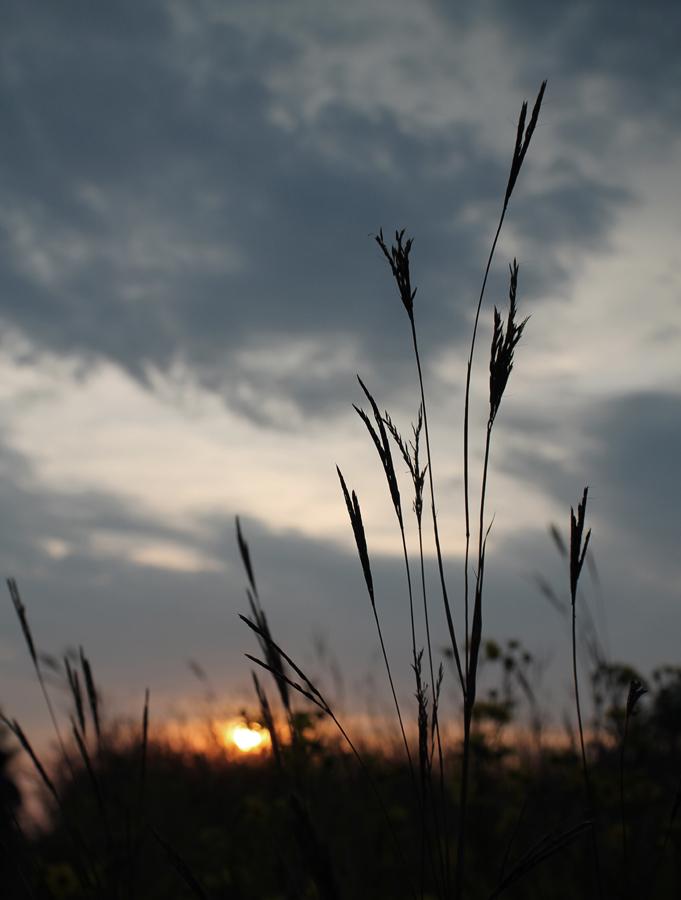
[417,520,437,719]
[455,706,473,900]
[409,315,466,697]
[572,604,589,801]
[398,519,440,897]
[477,423,493,598]
[399,519,419,673]
[36,669,78,784]
[456,420,493,900]
[371,593,415,779]
[463,211,506,682]
[418,520,449,898]
[572,598,603,900]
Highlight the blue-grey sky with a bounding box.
[2,0,681,744]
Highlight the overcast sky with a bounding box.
[2,1,681,746]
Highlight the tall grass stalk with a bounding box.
[463,81,546,679]
[7,578,77,782]
[456,259,529,900]
[454,81,545,900]
[355,381,446,893]
[370,82,547,900]
[619,678,646,898]
[384,405,450,893]
[375,230,467,702]
[569,488,591,802]
[569,487,604,899]
[354,378,419,674]
[336,467,415,779]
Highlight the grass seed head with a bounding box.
[625,678,647,719]
[569,487,591,605]
[79,647,101,745]
[337,466,374,606]
[504,80,547,208]
[489,260,528,424]
[65,657,86,736]
[7,578,37,666]
[383,406,427,525]
[375,228,417,318]
[354,377,402,522]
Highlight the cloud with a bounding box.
[0,0,640,423]
[0,434,447,733]
[436,0,681,130]
[2,409,679,747]
[500,390,681,585]
[0,438,224,575]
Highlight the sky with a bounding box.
[1,0,681,746]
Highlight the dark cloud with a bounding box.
[0,1,636,423]
[458,385,681,682]
[500,390,681,579]
[437,0,681,128]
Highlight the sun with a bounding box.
[222,722,268,753]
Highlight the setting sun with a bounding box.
[224,722,268,753]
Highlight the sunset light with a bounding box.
[223,722,268,753]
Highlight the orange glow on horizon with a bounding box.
[219,721,269,753]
